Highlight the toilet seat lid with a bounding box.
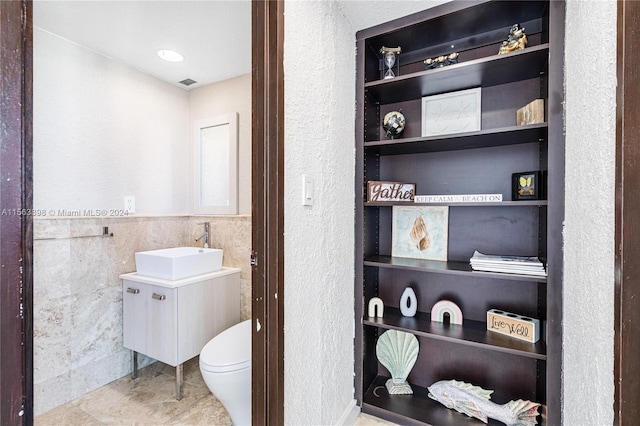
[200,320,251,373]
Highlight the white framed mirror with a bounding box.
[194,113,238,214]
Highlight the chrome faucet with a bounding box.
[195,222,210,248]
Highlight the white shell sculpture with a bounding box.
[376,329,419,394]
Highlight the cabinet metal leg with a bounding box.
[175,363,183,400]
[131,351,138,379]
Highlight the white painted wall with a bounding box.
[283,1,356,424]
[189,74,252,215]
[563,1,616,423]
[34,28,190,215]
[34,30,251,217]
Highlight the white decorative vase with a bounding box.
[400,287,417,317]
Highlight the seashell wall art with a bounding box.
[376,329,419,394]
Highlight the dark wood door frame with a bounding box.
[0,0,34,424]
[1,0,284,424]
[615,1,640,424]
[251,0,285,424]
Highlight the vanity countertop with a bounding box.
[120,266,241,288]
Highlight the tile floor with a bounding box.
[35,357,398,426]
[35,357,230,425]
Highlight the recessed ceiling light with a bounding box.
[157,49,184,62]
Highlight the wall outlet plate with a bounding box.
[124,196,135,214]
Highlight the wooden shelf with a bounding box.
[360,1,549,53]
[362,375,485,425]
[363,308,547,360]
[365,200,548,208]
[364,255,547,283]
[365,44,549,103]
[364,123,547,155]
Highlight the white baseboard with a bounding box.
[337,399,360,425]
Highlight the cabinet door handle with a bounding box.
[152,293,166,301]
[127,288,140,294]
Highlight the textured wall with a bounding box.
[563,1,616,424]
[285,0,616,425]
[283,1,357,424]
[34,28,190,215]
[336,0,449,30]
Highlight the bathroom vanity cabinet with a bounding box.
[354,1,565,424]
[121,267,241,399]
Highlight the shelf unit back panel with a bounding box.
[376,205,543,262]
[393,32,544,79]
[376,268,543,322]
[371,337,542,402]
[362,1,549,84]
[377,142,544,197]
[375,78,543,141]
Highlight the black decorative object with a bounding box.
[512,171,545,200]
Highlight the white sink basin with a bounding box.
[134,247,223,280]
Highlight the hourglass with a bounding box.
[380,46,401,79]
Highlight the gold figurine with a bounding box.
[498,24,528,55]
[424,52,459,70]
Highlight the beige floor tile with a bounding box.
[35,359,229,426]
[167,395,231,426]
[354,412,400,426]
[35,358,393,426]
[34,403,101,426]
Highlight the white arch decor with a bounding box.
[368,297,384,318]
[430,300,463,325]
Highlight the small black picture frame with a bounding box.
[512,171,545,200]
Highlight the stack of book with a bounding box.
[470,251,547,276]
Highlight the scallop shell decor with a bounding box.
[375,329,419,395]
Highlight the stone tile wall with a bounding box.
[33,215,251,415]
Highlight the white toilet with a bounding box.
[199,319,251,426]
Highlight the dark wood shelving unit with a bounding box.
[364,255,547,283]
[362,376,484,425]
[365,200,548,207]
[364,44,550,103]
[364,123,547,155]
[364,308,546,360]
[355,1,565,424]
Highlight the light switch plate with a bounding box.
[302,175,314,206]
